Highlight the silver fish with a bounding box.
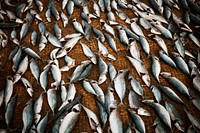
[80,41,96,64]
[139,36,150,56]
[23,47,42,60]
[20,22,29,41]
[62,0,68,9]
[128,109,146,133]
[158,50,177,68]
[100,19,115,37]
[185,110,200,130]
[64,83,76,103]
[54,23,62,40]
[149,34,168,55]
[22,99,33,133]
[13,56,29,84]
[67,0,74,16]
[106,62,117,82]
[160,72,190,97]
[109,107,123,133]
[193,75,200,92]
[90,80,105,106]
[127,56,148,76]
[98,0,105,12]
[30,9,42,21]
[130,20,145,37]
[5,95,17,127]
[165,102,185,132]
[34,0,43,12]
[158,85,184,105]
[82,79,97,95]
[31,30,37,46]
[172,13,192,32]
[117,26,129,45]
[142,100,171,129]
[70,60,92,83]
[97,37,116,60]
[93,0,100,17]
[39,68,48,91]
[128,88,140,109]
[114,69,128,105]
[50,64,61,87]
[172,52,190,75]
[98,55,108,84]
[104,34,118,54]
[151,56,161,82]
[60,56,75,71]
[59,104,81,133]
[129,73,143,97]
[47,88,57,114]
[82,105,103,133]
[151,21,172,39]
[21,77,34,97]
[72,18,85,34]
[36,113,48,133]
[63,36,83,52]
[93,27,105,42]
[61,12,69,27]
[45,31,62,48]
[151,85,162,103]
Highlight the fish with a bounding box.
[109,107,123,133]
[39,66,48,89]
[59,104,81,133]
[98,55,108,84]
[129,73,143,97]
[82,105,103,133]
[13,56,29,84]
[113,69,128,105]
[142,100,171,129]
[100,19,116,37]
[70,60,92,83]
[128,109,146,133]
[22,99,33,133]
[171,52,190,75]
[21,77,34,97]
[36,113,48,133]
[72,18,85,34]
[67,0,74,16]
[165,102,185,132]
[158,85,184,105]
[5,95,17,128]
[82,79,97,95]
[158,50,177,68]
[151,56,161,82]
[47,88,57,114]
[185,110,200,130]
[151,85,162,103]
[160,72,190,97]
[80,41,96,64]
[90,80,105,106]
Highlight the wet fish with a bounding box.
[47,88,57,114]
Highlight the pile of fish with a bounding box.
[0,0,200,132]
